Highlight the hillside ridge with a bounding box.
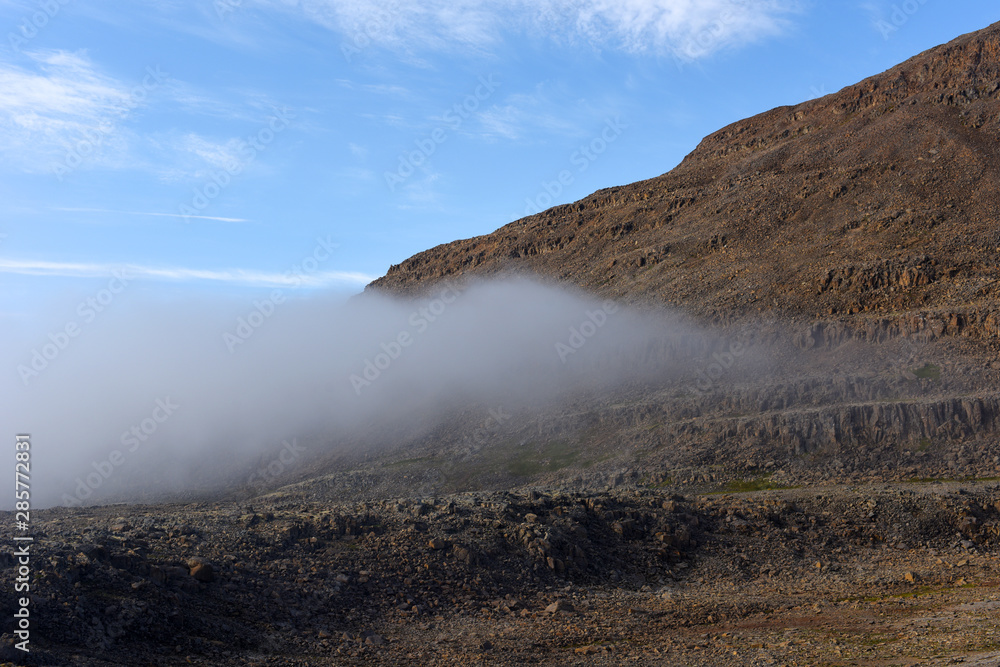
[367,21,1000,325]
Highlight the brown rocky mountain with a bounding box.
[369,21,1000,332]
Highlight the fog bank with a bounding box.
[1,279,706,508]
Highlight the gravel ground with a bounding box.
[2,480,998,665]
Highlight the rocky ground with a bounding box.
[3,479,999,665]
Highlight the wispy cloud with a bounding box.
[0,50,127,117]
[477,86,611,142]
[163,79,271,121]
[336,79,413,97]
[165,132,253,180]
[0,49,287,180]
[568,0,799,58]
[54,207,250,223]
[0,50,138,173]
[393,170,445,208]
[253,0,798,58]
[0,258,374,288]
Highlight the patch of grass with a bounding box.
[579,452,612,469]
[911,363,941,380]
[896,585,939,599]
[506,440,580,477]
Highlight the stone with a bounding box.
[545,600,575,614]
[189,561,215,583]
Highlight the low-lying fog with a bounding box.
[0,279,723,509]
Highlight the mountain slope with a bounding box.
[367,22,1000,324]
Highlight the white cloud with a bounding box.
[279,0,502,53]
[0,258,374,288]
[255,0,798,58]
[175,133,247,171]
[0,50,139,173]
[477,88,603,142]
[144,129,265,183]
[0,50,127,117]
[0,49,284,180]
[393,170,445,208]
[571,0,798,58]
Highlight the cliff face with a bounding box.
[367,22,1000,323]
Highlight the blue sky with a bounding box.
[1,0,998,326]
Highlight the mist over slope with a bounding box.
[10,24,1000,511]
[1,279,714,509]
[337,21,1000,503]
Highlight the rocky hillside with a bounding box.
[367,22,1000,324]
[348,21,1000,509]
